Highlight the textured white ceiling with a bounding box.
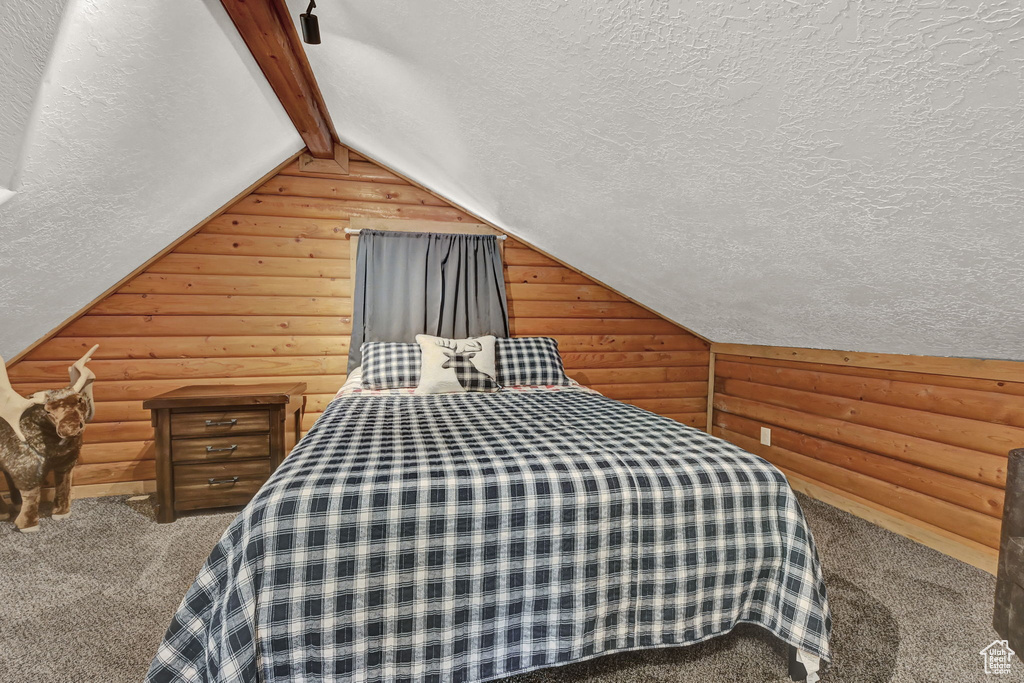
[3,1,1022,361]
[294,0,1024,360]
[0,0,68,197]
[0,0,302,359]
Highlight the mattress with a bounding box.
[147,387,831,682]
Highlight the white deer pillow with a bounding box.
[414,335,501,394]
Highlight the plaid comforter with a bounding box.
[147,388,831,682]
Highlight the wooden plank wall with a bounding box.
[3,149,708,495]
[710,351,1024,573]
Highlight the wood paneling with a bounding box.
[230,195,474,222]
[257,176,445,206]
[175,233,351,259]
[3,147,706,498]
[121,273,351,297]
[27,336,348,361]
[712,343,1024,384]
[150,253,349,278]
[711,349,1024,573]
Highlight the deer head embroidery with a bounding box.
[434,339,495,389]
[437,338,481,369]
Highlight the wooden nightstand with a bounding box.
[144,383,306,523]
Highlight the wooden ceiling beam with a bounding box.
[221,0,337,158]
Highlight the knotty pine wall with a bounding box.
[3,149,708,495]
[711,352,1024,572]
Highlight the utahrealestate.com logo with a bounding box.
[981,640,1015,675]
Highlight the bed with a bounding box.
[146,382,831,682]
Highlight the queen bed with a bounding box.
[146,374,831,682]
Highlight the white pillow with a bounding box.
[414,335,500,394]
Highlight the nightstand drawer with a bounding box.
[173,460,271,511]
[171,410,270,437]
[146,382,306,523]
[171,434,270,463]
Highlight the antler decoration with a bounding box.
[0,344,99,443]
[69,344,99,423]
[436,338,458,369]
[0,359,46,443]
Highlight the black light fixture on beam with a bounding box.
[300,0,321,44]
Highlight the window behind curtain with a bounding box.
[347,229,509,372]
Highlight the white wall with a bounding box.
[0,0,302,359]
[3,0,1021,361]
[0,0,68,196]
[295,0,1024,360]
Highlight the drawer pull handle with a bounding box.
[206,444,238,453]
[205,419,238,427]
[208,476,240,486]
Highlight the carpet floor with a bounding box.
[0,493,1017,683]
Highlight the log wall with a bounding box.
[3,148,708,496]
[8,146,1020,574]
[710,349,1024,573]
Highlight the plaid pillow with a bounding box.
[496,337,572,386]
[360,342,422,389]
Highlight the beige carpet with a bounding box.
[0,493,1017,682]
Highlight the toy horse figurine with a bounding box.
[0,345,98,532]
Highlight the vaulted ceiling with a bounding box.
[0,0,300,359]
[2,0,1023,360]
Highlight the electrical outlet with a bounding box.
[760,427,772,447]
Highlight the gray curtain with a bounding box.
[348,230,510,371]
